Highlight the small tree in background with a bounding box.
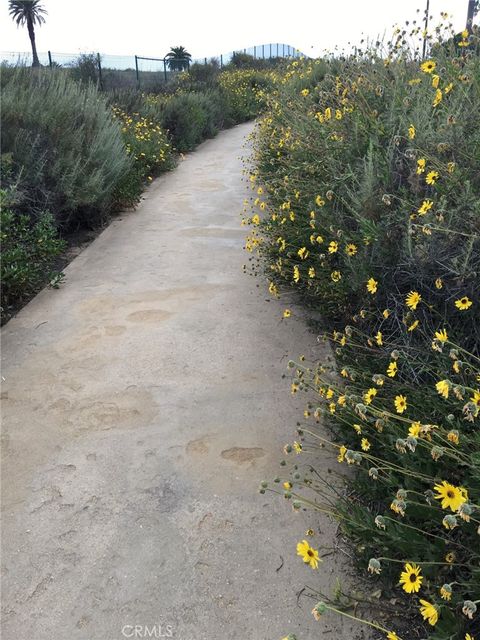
[8,0,47,67]
[165,46,192,71]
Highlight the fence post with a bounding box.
[282,44,285,57]
[135,55,140,88]
[163,58,167,83]
[220,54,223,68]
[262,44,265,59]
[204,57,207,65]
[269,43,272,59]
[254,45,256,58]
[48,50,53,68]
[97,52,103,90]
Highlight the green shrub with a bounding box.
[160,92,221,152]
[69,53,100,87]
[1,67,132,229]
[110,106,176,208]
[1,190,65,320]
[248,23,480,640]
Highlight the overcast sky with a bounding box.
[0,0,474,60]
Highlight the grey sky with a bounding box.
[0,0,474,60]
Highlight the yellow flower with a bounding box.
[409,422,421,437]
[408,124,416,139]
[367,278,378,294]
[416,158,426,174]
[331,271,342,282]
[436,379,450,399]
[283,481,292,489]
[447,162,456,173]
[465,634,474,640]
[447,430,459,445]
[283,309,291,318]
[300,88,310,97]
[293,441,302,453]
[387,361,398,377]
[337,445,347,462]
[308,267,316,278]
[346,243,357,256]
[399,563,423,594]
[315,195,325,207]
[383,309,390,318]
[298,247,308,260]
[434,328,448,343]
[434,480,468,512]
[440,584,452,601]
[386,632,400,640]
[421,60,436,74]
[296,540,321,569]
[375,331,383,346]
[455,296,472,310]
[426,170,439,185]
[361,438,370,451]
[471,390,480,407]
[418,199,433,216]
[293,266,300,283]
[433,88,443,107]
[364,388,377,405]
[432,74,440,89]
[251,214,260,225]
[394,395,407,414]
[419,600,439,626]
[328,241,338,254]
[406,291,421,310]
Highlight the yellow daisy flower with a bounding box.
[296,540,321,569]
[434,480,468,512]
[387,361,398,377]
[367,278,378,294]
[399,562,423,594]
[394,395,407,413]
[455,296,472,310]
[406,291,421,310]
[420,60,436,74]
[419,600,439,626]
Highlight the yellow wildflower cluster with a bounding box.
[252,18,479,640]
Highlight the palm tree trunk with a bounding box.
[27,13,40,67]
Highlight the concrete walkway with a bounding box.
[1,123,355,640]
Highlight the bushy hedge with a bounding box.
[249,23,480,640]
[1,67,131,229]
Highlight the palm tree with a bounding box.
[165,46,192,72]
[9,0,47,67]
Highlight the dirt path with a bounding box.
[1,123,356,640]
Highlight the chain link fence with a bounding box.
[1,43,304,90]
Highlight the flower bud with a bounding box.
[368,558,382,574]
